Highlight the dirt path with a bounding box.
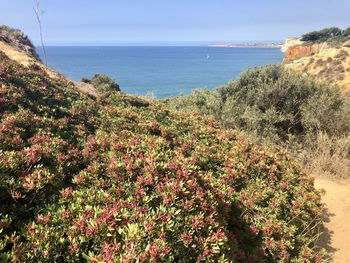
[314,178,350,262]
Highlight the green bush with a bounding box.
[167,65,350,144]
[301,27,342,42]
[342,27,350,37]
[0,52,325,261]
[165,65,350,178]
[91,73,120,92]
[219,65,350,143]
[164,89,221,119]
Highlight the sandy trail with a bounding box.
[314,178,350,263]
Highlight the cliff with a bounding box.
[283,38,350,92]
[281,37,303,52]
[284,42,328,61]
[0,25,39,60]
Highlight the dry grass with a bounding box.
[285,44,350,92]
[0,41,36,66]
[0,40,64,81]
[305,133,350,179]
[1,39,102,98]
[75,81,99,97]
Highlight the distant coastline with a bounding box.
[208,42,283,49]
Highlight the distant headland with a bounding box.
[208,42,283,48]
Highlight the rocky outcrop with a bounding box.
[284,42,328,61]
[0,25,39,60]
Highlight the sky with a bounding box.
[1,0,350,46]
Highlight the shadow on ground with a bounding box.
[315,207,337,262]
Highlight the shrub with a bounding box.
[29,63,41,71]
[342,27,350,37]
[301,27,342,42]
[215,65,349,142]
[91,73,120,92]
[300,26,350,43]
[326,57,333,63]
[301,31,323,42]
[164,89,221,119]
[80,77,91,83]
[165,65,350,178]
[0,52,325,261]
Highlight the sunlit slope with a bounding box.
[0,47,324,262]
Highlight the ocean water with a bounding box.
[38,46,283,98]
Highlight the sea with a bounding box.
[37,46,283,98]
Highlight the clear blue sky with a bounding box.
[1,0,350,45]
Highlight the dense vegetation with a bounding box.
[0,52,326,262]
[81,73,120,93]
[301,26,350,43]
[166,65,350,178]
[342,27,350,37]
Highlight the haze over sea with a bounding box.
[38,46,283,98]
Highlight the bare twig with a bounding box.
[33,0,47,70]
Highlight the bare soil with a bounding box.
[315,178,350,262]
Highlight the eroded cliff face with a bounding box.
[283,40,350,92]
[284,42,328,61]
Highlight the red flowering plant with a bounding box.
[0,51,326,262]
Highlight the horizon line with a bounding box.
[35,40,285,47]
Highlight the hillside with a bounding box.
[283,37,350,92]
[164,66,350,263]
[0,28,326,261]
[0,25,39,60]
[0,25,100,98]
